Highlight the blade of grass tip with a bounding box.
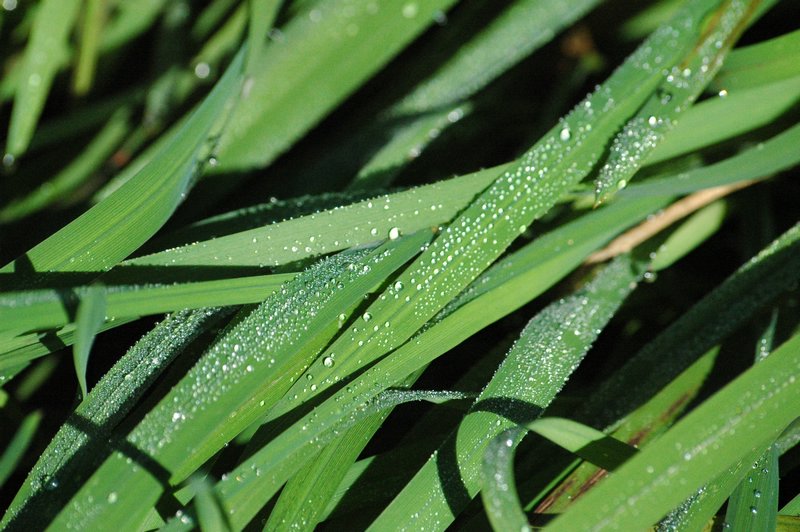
[350,0,603,190]
[46,236,429,530]
[0,308,229,530]
[72,285,106,400]
[578,221,800,431]
[245,0,282,75]
[547,331,800,531]
[0,107,131,222]
[0,272,294,333]
[257,0,720,422]
[4,0,80,161]
[532,347,720,514]
[192,476,231,532]
[593,0,764,205]
[170,197,667,529]
[0,411,42,489]
[712,28,800,91]
[482,427,530,532]
[98,0,167,52]
[192,0,239,41]
[781,493,800,516]
[72,0,104,95]
[369,255,645,531]
[0,49,244,288]
[12,356,60,403]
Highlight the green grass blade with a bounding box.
[370,256,644,530]
[0,411,42,489]
[192,476,231,532]
[351,0,602,189]
[0,107,131,222]
[0,308,227,530]
[72,285,106,399]
[213,0,462,173]
[724,446,779,531]
[99,0,167,51]
[0,273,294,333]
[534,347,719,514]
[548,331,800,531]
[482,427,530,532]
[781,493,800,516]
[5,0,80,159]
[72,0,104,95]
[46,235,428,530]
[594,0,761,203]
[0,50,244,287]
[645,74,800,166]
[245,0,282,75]
[713,28,800,90]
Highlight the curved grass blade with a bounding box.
[212,0,461,173]
[158,199,667,531]
[46,235,429,530]
[0,50,244,288]
[245,0,282,75]
[594,0,762,204]
[0,108,131,222]
[5,0,80,160]
[0,272,294,333]
[369,256,644,530]
[192,476,231,532]
[547,331,800,531]
[713,28,800,91]
[0,411,42,489]
[482,427,530,532]
[0,308,228,530]
[99,0,167,52]
[72,286,106,399]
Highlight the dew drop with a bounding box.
[402,3,418,18]
[323,357,334,368]
[559,127,571,141]
[194,62,211,79]
[107,492,118,504]
[388,227,401,240]
[362,312,372,322]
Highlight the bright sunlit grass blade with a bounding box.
[593,0,761,204]
[72,285,106,399]
[5,0,80,160]
[1,309,226,530]
[548,331,800,531]
[370,256,643,530]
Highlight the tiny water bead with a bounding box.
[323,356,335,368]
[388,227,401,240]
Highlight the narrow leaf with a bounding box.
[72,285,106,399]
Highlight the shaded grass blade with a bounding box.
[482,428,530,532]
[0,411,42,489]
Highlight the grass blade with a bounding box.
[482,427,530,532]
[594,0,761,203]
[0,411,42,489]
[72,0,104,95]
[4,0,80,160]
[370,256,644,530]
[1,308,228,530]
[713,28,800,90]
[548,331,800,531]
[72,285,106,399]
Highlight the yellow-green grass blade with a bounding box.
[0,272,294,333]
[713,28,800,91]
[350,0,603,189]
[158,196,666,530]
[192,476,231,532]
[0,308,228,530]
[71,285,106,399]
[72,0,104,96]
[5,0,80,160]
[0,50,244,288]
[547,330,800,531]
[46,235,428,530]
[0,107,131,223]
[98,0,168,52]
[593,0,762,204]
[212,0,462,173]
[245,0,282,75]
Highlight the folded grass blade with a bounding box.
[482,427,530,532]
